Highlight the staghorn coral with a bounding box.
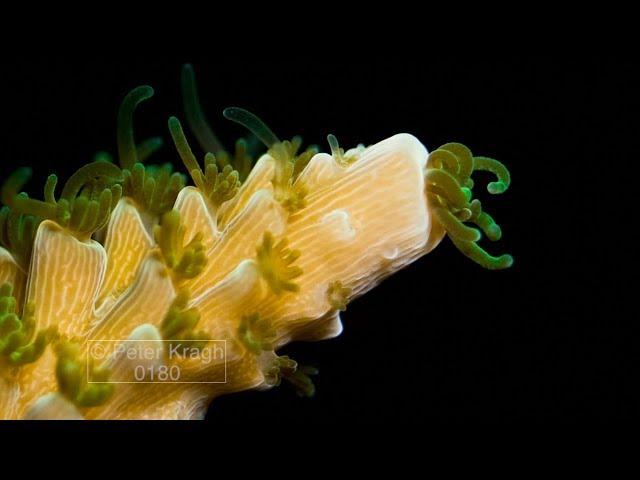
[0,65,513,420]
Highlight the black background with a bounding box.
[1,58,632,422]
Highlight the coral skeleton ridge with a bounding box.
[0,65,513,420]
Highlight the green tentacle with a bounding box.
[425,169,470,209]
[265,355,318,397]
[55,341,114,408]
[2,160,122,239]
[60,161,122,202]
[1,168,32,207]
[220,107,317,212]
[161,291,209,354]
[450,237,513,270]
[427,142,513,270]
[473,156,511,194]
[122,162,186,217]
[117,86,154,170]
[223,107,280,148]
[168,117,240,211]
[181,64,224,154]
[256,231,303,294]
[136,137,164,163]
[431,204,481,243]
[154,210,207,280]
[438,142,475,187]
[237,313,276,355]
[0,206,40,268]
[0,284,55,366]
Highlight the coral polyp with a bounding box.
[0,65,513,420]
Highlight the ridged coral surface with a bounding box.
[0,70,512,420]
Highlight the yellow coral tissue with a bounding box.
[0,65,513,420]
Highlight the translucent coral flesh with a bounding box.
[0,74,512,420]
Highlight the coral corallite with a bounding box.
[0,66,513,420]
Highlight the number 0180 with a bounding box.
[134,365,181,382]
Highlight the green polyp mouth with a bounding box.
[0,204,39,270]
[160,291,209,355]
[1,162,123,241]
[55,340,114,408]
[255,231,303,295]
[0,283,56,367]
[426,142,513,270]
[222,107,317,213]
[153,209,208,280]
[264,355,318,397]
[167,116,241,212]
[237,313,276,355]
